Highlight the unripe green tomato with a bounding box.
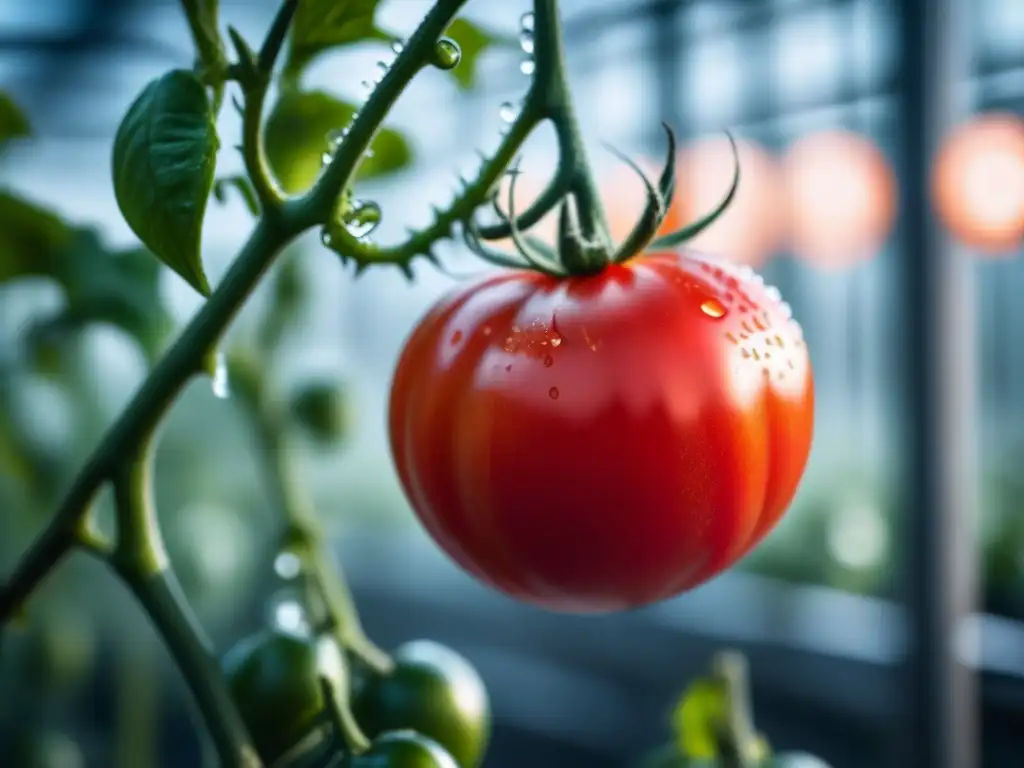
[222,630,345,763]
[289,381,349,444]
[344,730,459,768]
[352,640,490,768]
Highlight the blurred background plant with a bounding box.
[0,0,1022,766]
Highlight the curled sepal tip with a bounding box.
[606,135,670,263]
[651,130,741,250]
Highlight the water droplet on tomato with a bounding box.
[548,386,559,400]
[700,298,727,318]
[211,351,230,399]
[520,59,536,75]
[450,330,463,345]
[482,326,492,336]
[274,551,302,580]
[543,354,553,367]
[549,334,562,347]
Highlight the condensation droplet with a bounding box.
[520,59,536,76]
[519,30,535,54]
[364,148,375,158]
[321,150,335,165]
[320,230,332,247]
[274,551,302,580]
[434,38,462,70]
[391,40,405,54]
[700,298,727,318]
[548,386,559,400]
[549,335,562,347]
[543,355,553,367]
[345,200,382,238]
[211,351,230,399]
[499,101,519,123]
[520,12,535,32]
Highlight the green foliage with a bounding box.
[112,69,219,296]
[0,91,30,153]
[0,191,74,281]
[670,678,729,759]
[288,380,350,444]
[264,90,412,193]
[284,0,388,79]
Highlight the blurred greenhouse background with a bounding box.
[1,0,1023,767]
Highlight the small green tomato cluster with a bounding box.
[221,631,490,768]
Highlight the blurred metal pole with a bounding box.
[895,1,978,767]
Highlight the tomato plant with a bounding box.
[389,251,814,612]
[0,0,818,764]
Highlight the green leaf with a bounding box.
[670,677,728,759]
[444,19,504,90]
[0,191,73,282]
[264,90,412,194]
[0,91,30,148]
[284,0,388,79]
[52,229,175,363]
[111,69,219,296]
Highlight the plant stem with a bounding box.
[112,442,260,768]
[0,214,295,627]
[293,0,474,230]
[475,0,610,255]
[230,359,392,676]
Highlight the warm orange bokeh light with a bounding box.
[932,113,1024,255]
[782,130,898,269]
[600,155,684,244]
[671,136,784,267]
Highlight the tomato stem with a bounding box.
[112,439,261,767]
[712,651,761,768]
[228,353,394,678]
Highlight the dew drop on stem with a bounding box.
[520,59,536,76]
[391,39,405,54]
[433,37,462,70]
[346,200,382,238]
[266,590,311,638]
[274,550,303,580]
[520,12,535,32]
[320,230,332,247]
[519,30,535,54]
[499,101,519,123]
[211,350,230,399]
[375,61,389,81]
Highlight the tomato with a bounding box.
[344,730,460,768]
[388,251,814,612]
[222,630,345,763]
[352,640,490,768]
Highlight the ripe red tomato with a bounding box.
[388,251,814,613]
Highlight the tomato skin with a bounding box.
[389,251,814,613]
[352,640,490,768]
[222,630,345,763]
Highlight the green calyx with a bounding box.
[462,126,741,279]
